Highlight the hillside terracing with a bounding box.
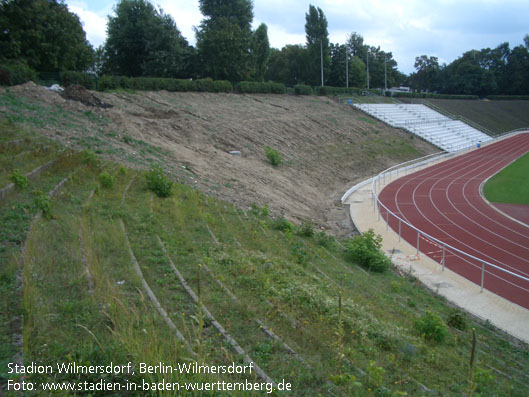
[0,83,438,236]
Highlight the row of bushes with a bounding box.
[486,95,529,100]
[0,60,38,86]
[236,81,285,94]
[5,64,528,101]
[391,91,479,100]
[97,75,232,93]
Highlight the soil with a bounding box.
[2,82,438,238]
[61,84,112,108]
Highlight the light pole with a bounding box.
[320,39,324,86]
[345,46,349,89]
[366,49,370,89]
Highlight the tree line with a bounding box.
[408,37,529,96]
[1,0,527,96]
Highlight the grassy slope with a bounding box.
[483,150,529,205]
[400,98,529,135]
[1,121,529,396]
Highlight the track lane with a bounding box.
[379,133,529,309]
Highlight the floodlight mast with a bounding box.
[346,46,349,89]
[321,39,324,86]
[366,49,370,89]
[384,54,388,91]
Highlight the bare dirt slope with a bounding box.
[2,83,437,237]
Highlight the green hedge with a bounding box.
[315,86,365,96]
[60,71,96,90]
[97,76,232,93]
[486,95,529,100]
[294,84,313,95]
[392,92,478,100]
[0,61,38,86]
[237,81,285,94]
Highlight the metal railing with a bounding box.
[369,138,529,300]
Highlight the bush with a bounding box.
[294,84,313,95]
[487,95,529,100]
[271,216,294,232]
[145,165,173,197]
[61,71,95,90]
[264,146,282,166]
[315,86,362,96]
[345,229,390,272]
[446,309,467,330]
[414,311,448,342]
[96,75,232,93]
[0,60,38,86]
[98,172,114,189]
[297,221,315,237]
[33,190,52,218]
[237,81,285,94]
[10,169,29,189]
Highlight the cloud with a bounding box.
[67,1,111,48]
[66,0,529,75]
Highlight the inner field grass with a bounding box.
[483,150,529,205]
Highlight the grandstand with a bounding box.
[353,104,492,152]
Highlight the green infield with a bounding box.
[483,150,529,205]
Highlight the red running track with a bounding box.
[379,133,529,310]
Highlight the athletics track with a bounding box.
[378,133,529,310]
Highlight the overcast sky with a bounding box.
[66,0,529,75]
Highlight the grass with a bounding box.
[399,98,529,135]
[1,120,529,396]
[483,150,529,205]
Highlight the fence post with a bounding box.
[442,245,446,271]
[398,219,401,242]
[416,231,420,255]
[481,262,485,293]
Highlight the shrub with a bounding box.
[269,82,285,94]
[271,215,294,232]
[414,311,448,342]
[81,149,98,167]
[145,165,173,197]
[33,190,52,218]
[237,81,285,94]
[344,229,390,272]
[61,71,95,90]
[10,169,29,189]
[264,146,282,166]
[0,60,37,86]
[297,221,315,237]
[212,80,233,93]
[316,231,333,247]
[294,84,313,95]
[98,172,114,189]
[446,309,467,330]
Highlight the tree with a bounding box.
[196,0,254,81]
[328,43,367,88]
[409,55,440,92]
[504,45,529,95]
[251,23,270,81]
[304,5,330,86]
[0,0,93,71]
[265,45,309,86]
[104,0,190,77]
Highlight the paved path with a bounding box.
[344,142,529,343]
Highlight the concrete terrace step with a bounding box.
[353,104,491,152]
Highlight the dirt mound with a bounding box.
[62,85,112,108]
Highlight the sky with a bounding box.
[66,0,529,75]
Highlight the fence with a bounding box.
[342,132,529,307]
[367,136,529,307]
